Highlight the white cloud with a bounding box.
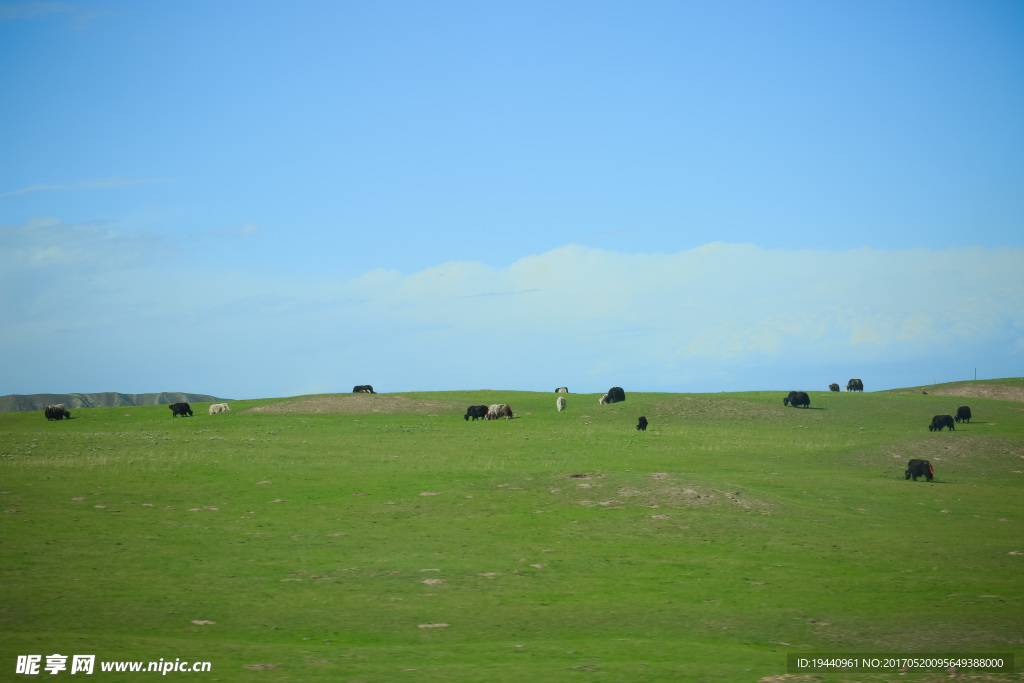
[1,217,175,271]
[28,245,74,266]
[309,244,1024,388]
[337,243,1021,343]
[2,240,1022,396]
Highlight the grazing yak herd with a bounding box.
[42,378,974,485]
[463,403,513,421]
[463,386,628,422]
[463,386,629,422]
[42,401,233,420]
[776,378,973,484]
[170,401,232,417]
[466,382,967,487]
[928,406,971,431]
[788,379,863,407]
[39,386,382,422]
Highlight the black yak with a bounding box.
[929,414,955,432]
[555,387,568,393]
[955,406,972,423]
[352,385,375,394]
[600,387,626,404]
[636,416,648,431]
[905,459,934,481]
[783,391,810,408]
[829,383,840,392]
[43,404,71,421]
[464,405,489,421]
[169,402,193,417]
[846,378,864,392]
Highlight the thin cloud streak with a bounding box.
[0,2,74,21]
[213,223,262,240]
[462,289,541,299]
[0,2,117,29]
[0,178,170,198]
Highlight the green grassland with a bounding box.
[2,382,1022,682]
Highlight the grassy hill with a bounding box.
[1,384,1021,681]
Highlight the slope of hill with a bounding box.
[0,391,228,412]
[887,377,1024,402]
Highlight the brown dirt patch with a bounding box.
[919,382,1024,402]
[868,435,1024,469]
[576,478,776,514]
[245,394,463,415]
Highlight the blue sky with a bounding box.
[2,1,1022,399]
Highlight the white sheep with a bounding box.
[556,396,566,412]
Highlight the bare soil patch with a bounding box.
[245,394,463,415]
[577,474,776,514]
[919,382,1024,402]
[871,435,1024,468]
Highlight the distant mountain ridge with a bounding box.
[0,392,228,413]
